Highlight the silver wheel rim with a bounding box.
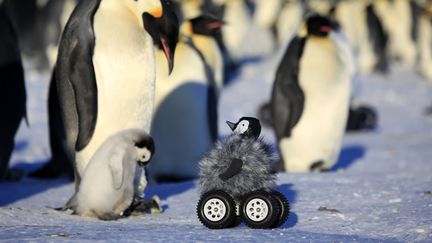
[203,198,227,222]
[245,198,269,222]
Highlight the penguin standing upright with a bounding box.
[271,15,353,172]
[55,0,179,208]
[149,17,218,181]
[0,3,26,181]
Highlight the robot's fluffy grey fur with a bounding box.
[199,117,276,201]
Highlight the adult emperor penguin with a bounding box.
[149,18,218,181]
[271,14,353,172]
[0,2,27,182]
[56,0,179,208]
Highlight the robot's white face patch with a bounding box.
[235,120,250,134]
[136,147,152,163]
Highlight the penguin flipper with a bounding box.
[219,158,243,181]
[108,148,126,190]
[271,37,306,139]
[56,0,101,151]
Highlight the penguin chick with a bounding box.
[75,129,154,221]
[199,117,276,201]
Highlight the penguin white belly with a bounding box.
[417,14,432,82]
[150,42,212,179]
[280,38,351,172]
[222,0,251,61]
[75,3,155,175]
[276,1,304,46]
[192,35,224,96]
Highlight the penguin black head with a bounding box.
[306,14,338,37]
[135,136,155,167]
[143,0,179,74]
[190,15,224,37]
[226,117,261,139]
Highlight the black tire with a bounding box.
[240,190,281,229]
[197,190,237,229]
[271,190,290,228]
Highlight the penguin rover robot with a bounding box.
[196,117,289,229]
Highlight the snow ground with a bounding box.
[1,47,432,242]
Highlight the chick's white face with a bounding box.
[136,147,152,164]
[235,120,249,134]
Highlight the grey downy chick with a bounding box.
[199,117,276,201]
[75,129,154,221]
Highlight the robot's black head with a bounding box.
[226,117,261,139]
[306,14,338,37]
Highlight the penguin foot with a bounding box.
[310,161,330,172]
[124,195,163,216]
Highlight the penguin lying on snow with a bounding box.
[199,117,276,200]
[75,129,155,221]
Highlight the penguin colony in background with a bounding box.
[2,0,432,191]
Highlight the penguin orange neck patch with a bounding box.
[149,7,163,18]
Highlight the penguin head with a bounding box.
[189,14,224,37]
[135,136,155,167]
[306,14,337,37]
[226,117,261,139]
[142,0,179,74]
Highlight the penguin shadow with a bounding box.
[331,145,366,171]
[144,180,196,211]
[276,183,298,228]
[0,167,69,206]
[224,56,264,86]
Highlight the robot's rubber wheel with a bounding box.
[197,190,237,229]
[271,190,290,228]
[240,190,280,229]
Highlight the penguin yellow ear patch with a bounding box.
[149,7,163,18]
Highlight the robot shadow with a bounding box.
[276,183,298,228]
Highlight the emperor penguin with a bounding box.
[75,129,154,220]
[372,0,417,67]
[271,15,353,172]
[416,1,432,81]
[149,19,218,181]
[56,0,179,209]
[0,3,27,182]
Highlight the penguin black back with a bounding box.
[0,3,26,181]
[271,36,306,140]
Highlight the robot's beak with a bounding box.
[226,121,236,131]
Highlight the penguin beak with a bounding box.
[226,121,236,131]
[161,37,174,74]
[320,25,332,33]
[207,20,225,30]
